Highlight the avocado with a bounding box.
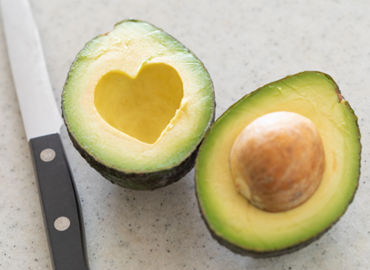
[195,71,360,257]
[62,20,215,190]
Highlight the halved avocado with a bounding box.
[195,71,361,256]
[62,20,215,190]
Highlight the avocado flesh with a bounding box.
[195,71,360,256]
[94,63,183,144]
[62,20,214,189]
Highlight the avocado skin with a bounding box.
[63,101,214,190]
[64,104,215,190]
[65,111,215,190]
[195,71,361,257]
[196,188,356,258]
[66,126,198,190]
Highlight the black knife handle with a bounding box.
[29,133,89,270]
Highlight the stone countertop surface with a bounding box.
[1,0,370,269]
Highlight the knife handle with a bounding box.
[29,133,89,270]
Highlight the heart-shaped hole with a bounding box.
[94,63,183,144]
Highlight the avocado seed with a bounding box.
[230,111,325,212]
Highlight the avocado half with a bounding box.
[62,20,215,190]
[195,71,361,257]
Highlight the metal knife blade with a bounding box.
[1,0,62,140]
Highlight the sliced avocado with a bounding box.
[62,20,215,190]
[195,71,360,256]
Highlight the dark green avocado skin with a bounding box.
[195,182,358,257]
[194,72,361,257]
[63,102,214,190]
[67,126,200,190]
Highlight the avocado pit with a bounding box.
[230,111,325,212]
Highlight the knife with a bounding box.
[1,0,89,269]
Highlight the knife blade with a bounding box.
[1,0,89,269]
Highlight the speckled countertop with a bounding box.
[1,0,370,269]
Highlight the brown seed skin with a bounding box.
[230,111,325,212]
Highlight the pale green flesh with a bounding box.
[196,72,360,252]
[63,20,214,173]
